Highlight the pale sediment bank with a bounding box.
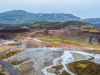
[7,47,100,75]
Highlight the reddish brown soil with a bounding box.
[60,43,91,50]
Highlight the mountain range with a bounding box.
[0,10,80,24]
[0,10,100,27]
[83,18,100,27]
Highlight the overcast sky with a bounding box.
[0,0,100,19]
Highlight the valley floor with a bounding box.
[0,37,100,75]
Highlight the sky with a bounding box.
[0,0,100,19]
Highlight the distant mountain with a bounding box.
[83,18,100,27]
[0,10,81,25]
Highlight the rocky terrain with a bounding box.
[0,21,100,49]
[0,37,100,75]
[0,21,100,75]
[0,42,100,75]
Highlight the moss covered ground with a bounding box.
[0,50,18,59]
[60,71,70,75]
[68,60,100,75]
[36,36,100,49]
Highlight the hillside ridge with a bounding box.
[0,10,80,25]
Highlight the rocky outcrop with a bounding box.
[89,37,99,45]
[74,31,100,45]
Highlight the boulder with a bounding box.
[91,37,99,45]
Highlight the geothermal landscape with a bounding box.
[0,26,100,75]
[0,37,100,75]
[0,10,100,75]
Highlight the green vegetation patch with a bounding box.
[67,60,100,75]
[36,36,100,49]
[31,22,47,27]
[63,39,100,49]
[36,36,64,47]
[65,21,93,27]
